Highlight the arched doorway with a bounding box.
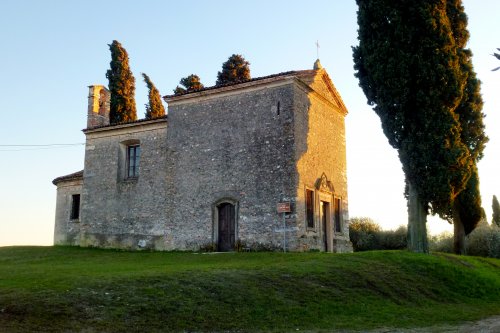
[217,202,236,251]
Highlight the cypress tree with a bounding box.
[216,54,251,85]
[173,74,204,95]
[493,195,500,227]
[452,165,482,254]
[353,0,471,253]
[173,86,186,95]
[447,0,487,254]
[106,40,137,123]
[142,73,165,119]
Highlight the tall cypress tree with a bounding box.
[216,54,251,85]
[446,0,487,254]
[142,73,165,119]
[353,0,470,253]
[452,165,482,253]
[493,195,500,227]
[106,40,137,123]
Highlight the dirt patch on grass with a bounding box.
[364,315,500,333]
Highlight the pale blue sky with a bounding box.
[0,1,498,245]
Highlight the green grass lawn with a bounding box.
[0,247,498,332]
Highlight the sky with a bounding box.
[0,1,498,246]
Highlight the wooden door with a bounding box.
[321,201,329,251]
[218,203,235,251]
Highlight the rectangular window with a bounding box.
[70,194,80,220]
[306,189,314,228]
[334,198,342,232]
[127,145,140,178]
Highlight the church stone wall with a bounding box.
[165,82,298,250]
[53,67,352,253]
[54,179,83,246]
[79,120,168,250]
[292,75,352,252]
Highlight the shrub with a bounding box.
[429,232,454,253]
[428,224,500,258]
[377,226,407,250]
[349,217,380,251]
[349,217,406,251]
[466,224,500,258]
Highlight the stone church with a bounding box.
[53,60,353,252]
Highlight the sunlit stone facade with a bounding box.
[53,63,352,252]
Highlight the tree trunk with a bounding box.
[452,203,466,255]
[407,182,429,253]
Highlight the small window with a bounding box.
[70,194,80,220]
[127,145,140,178]
[334,198,342,232]
[306,189,314,228]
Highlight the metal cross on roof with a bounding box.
[316,40,320,59]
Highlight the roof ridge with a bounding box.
[83,115,167,132]
[53,170,84,185]
[164,69,315,99]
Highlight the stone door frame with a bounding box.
[212,198,239,251]
[318,191,333,252]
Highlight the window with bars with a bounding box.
[127,145,140,178]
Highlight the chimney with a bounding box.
[87,85,110,128]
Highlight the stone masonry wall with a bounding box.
[165,82,298,250]
[293,72,352,252]
[80,120,168,250]
[57,69,351,252]
[54,179,83,246]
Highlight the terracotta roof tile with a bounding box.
[83,115,167,132]
[52,170,83,185]
[164,70,315,99]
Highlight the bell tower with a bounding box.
[86,85,110,128]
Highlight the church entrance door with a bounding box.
[218,203,235,251]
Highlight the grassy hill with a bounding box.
[0,247,498,332]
